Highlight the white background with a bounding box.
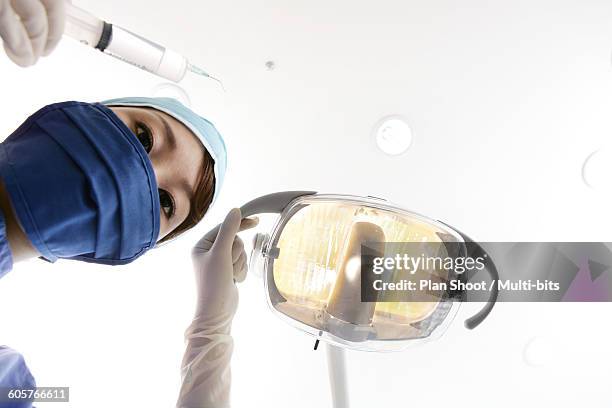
[1,0,612,406]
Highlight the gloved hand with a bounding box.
[177,208,258,408]
[0,0,68,67]
[191,208,258,320]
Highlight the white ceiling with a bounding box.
[1,0,612,406]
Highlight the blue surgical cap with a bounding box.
[103,97,227,204]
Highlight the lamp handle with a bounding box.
[456,230,500,329]
[239,191,317,217]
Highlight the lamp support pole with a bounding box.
[326,344,349,408]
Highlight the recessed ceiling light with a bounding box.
[522,336,553,368]
[150,83,192,107]
[582,148,612,190]
[373,115,412,156]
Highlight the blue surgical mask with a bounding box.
[0,101,160,265]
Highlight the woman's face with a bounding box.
[110,107,205,240]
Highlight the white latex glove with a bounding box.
[177,208,258,408]
[0,0,67,67]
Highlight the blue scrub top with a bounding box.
[0,346,35,408]
[0,208,12,278]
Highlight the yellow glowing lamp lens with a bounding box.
[267,197,462,345]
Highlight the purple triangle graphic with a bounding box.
[563,260,611,301]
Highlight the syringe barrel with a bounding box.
[104,26,188,82]
[63,2,189,82]
[64,2,105,47]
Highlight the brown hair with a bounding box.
[158,149,216,243]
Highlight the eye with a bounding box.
[135,122,153,153]
[159,189,175,218]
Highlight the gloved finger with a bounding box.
[239,217,259,232]
[234,252,247,283]
[0,1,35,66]
[231,236,244,263]
[10,0,48,60]
[40,0,66,55]
[212,208,243,252]
[194,215,259,253]
[194,224,221,252]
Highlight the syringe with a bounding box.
[63,2,223,86]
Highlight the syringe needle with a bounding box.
[188,63,225,91]
[209,75,226,92]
